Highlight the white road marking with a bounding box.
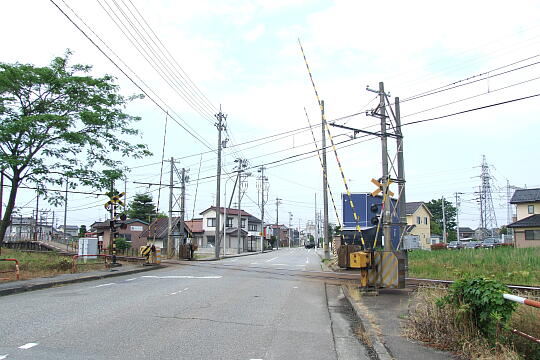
[293,286,298,289]
[265,257,278,262]
[250,262,259,265]
[305,258,309,264]
[18,343,38,350]
[93,283,115,288]
[142,275,222,279]
[125,278,137,282]
[184,287,189,291]
[0,354,8,359]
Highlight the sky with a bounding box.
[2,0,540,231]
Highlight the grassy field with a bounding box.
[0,249,109,281]
[408,247,540,286]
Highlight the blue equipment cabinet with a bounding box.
[341,193,401,249]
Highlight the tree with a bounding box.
[126,193,159,222]
[426,199,457,240]
[78,225,87,237]
[0,53,151,251]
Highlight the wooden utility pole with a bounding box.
[168,157,174,258]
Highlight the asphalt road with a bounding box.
[0,248,369,360]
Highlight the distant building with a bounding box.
[458,227,475,240]
[58,225,79,237]
[405,202,432,249]
[507,188,540,248]
[91,219,149,250]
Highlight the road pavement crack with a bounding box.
[151,315,267,327]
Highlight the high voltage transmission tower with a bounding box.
[476,155,498,238]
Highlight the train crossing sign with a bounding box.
[104,192,125,209]
[370,178,394,197]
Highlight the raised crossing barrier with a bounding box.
[0,258,20,280]
[503,293,540,344]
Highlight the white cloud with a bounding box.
[243,24,265,42]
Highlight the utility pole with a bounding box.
[395,97,407,249]
[442,196,447,243]
[64,178,68,249]
[215,109,226,259]
[275,197,282,249]
[179,168,186,248]
[257,166,268,253]
[378,82,392,250]
[321,100,330,259]
[314,193,318,248]
[168,157,174,258]
[455,192,463,241]
[0,171,3,225]
[34,194,39,241]
[288,212,293,248]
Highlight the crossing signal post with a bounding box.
[104,191,125,268]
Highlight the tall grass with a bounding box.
[406,286,539,360]
[0,249,106,281]
[408,247,540,286]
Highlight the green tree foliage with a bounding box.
[0,53,151,249]
[126,193,159,222]
[426,199,457,238]
[78,225,87,237]
[115,238,131,252]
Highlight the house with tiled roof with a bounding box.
[137,217,191,253]
[90,219,148,251]
[199,206,262,253]
[507,188,540,248]
[405,202,432,249]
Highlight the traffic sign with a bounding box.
[371,178,394,197]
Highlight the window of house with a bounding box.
[249,223,258,231]
[226,217,233,228]
[207,235,215,245]
[524,230,540,240]
[241,219,246,228]
[424,217,428,225]
[130,225,143,232]
[207,218,216,227]
[528,205,535,214]
[416,216,421,224]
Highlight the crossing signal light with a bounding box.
[370,203,380,225]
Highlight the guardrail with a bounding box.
[71,254,111,273]
[0,258,20,280]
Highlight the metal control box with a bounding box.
[349,251,371,268]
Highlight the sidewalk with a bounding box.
[0,263,164,297]
[315,249,454,359]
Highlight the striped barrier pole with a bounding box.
[503,293,540,309]
[0,258,20,280]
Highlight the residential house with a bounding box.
[5,216,59,242]
[507,188,540,248]
[185,218,204,246]
[58,225,79,237]
[200,206,262,253]
[458,227,475,240]
[91,219,149,251]
[137,217,193,254]
[269,224,289,247]
[405,202,432,249]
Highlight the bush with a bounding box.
[430,243,447,251]
[115,238,131,252]
[437,278,517,339]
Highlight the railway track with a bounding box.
[174,261,540,292]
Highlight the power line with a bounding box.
[50,0,214,151]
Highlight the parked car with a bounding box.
[447,241,464,250]
[464,241,481,249]
[481,238,500,249]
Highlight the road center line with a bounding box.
[93,283,115,288]
[18,343,38,350]
[142,275,222,279]
[125,278,137,282]
[265,257,278,262]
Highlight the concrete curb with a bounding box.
[0,265,165,297]
[341,285,394,360]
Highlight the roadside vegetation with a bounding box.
[408,247,540,286]
[0,249,108,281]
[406,280,540,360]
